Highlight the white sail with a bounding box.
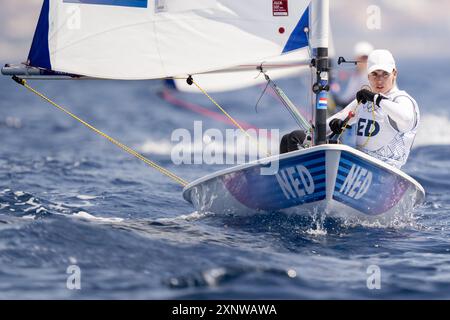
[170,48,311,92]
[28,0,311,80]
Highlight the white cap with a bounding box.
[367,49,396,74]
[354,41,374,57]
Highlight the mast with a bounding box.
[310,0,330,145]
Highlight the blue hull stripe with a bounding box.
[282,153,324,164]
[309,166,325,174]
[297,157,325,167]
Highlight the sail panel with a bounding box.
[27,0,311,80]
[282,6,309,53]
[170,48,311,93]
[28,0,51,70]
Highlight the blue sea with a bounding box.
[0,59,449,299]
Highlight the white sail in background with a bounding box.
[28,0,311,80]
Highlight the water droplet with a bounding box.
[287,269,297,278]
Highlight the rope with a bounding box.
[12,76,189,187]
[337,104,359,141]
[254,79,270,113]
[337,101,376,148]
[189,77,271,157]
[361,102,376,148]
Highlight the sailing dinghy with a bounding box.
[183,144,424,220]
[2,0,424,220]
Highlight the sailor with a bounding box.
[329,41,374,112]
[281,49,420,169]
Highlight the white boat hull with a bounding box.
[183,145,425,221]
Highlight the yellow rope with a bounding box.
[337,101,375,148]
[13,77,189,187]
[190,78,271,157]
[337,104,359,141]
[361,102,376,148]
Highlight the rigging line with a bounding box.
[248,63,267,113]
[254,79,270,113]
[304,27,312,59]
[159,88,264,134]
[357,86,376,148]
[337,102,360,142]
[189,77,271,157]
[337,84,376,147]
[336,100,376,149]
[338,101,374,147]
[264,73,312,132]
[11,76,189,187]
[361,102,376,148]
[263,78,311,124]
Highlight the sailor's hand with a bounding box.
[329,118,344,134]
[356,89,375,104]
[375,93,388,106]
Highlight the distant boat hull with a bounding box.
[183,145,425,221]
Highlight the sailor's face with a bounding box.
[368,69,397,94]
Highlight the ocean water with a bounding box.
[0,59,449,299]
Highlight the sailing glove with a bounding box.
[329,118,344,134]
[356,89,375,104]
[356,89,388,106]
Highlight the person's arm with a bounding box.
[378,96,416,132]
[326,99,358,135]
[356,89,417,133]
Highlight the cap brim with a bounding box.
[368,64,395,74]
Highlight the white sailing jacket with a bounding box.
[327,87,420,168]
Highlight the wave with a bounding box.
[414,114,450,147]
[0,188,123,223]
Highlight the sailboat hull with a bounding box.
[183,145,425,220]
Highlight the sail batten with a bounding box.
[26,0,311,80]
